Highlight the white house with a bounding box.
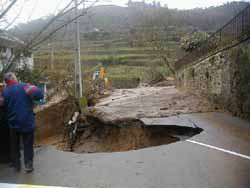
[0,30,33,72]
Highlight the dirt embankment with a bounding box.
[35,97,78,146]
[35,87,211,153]
[73,117,179,153]
[35,103,179,152]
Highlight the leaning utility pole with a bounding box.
[74,0,83,98]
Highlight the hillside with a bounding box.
[10,2,249,40]
[9,1,250,88]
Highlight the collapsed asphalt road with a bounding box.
[30,87,212,153]
[90,86,217,121]
[0,112,249,188]
[71,115,203,153]
[0,87,249,187]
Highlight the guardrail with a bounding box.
[175,5,250,70]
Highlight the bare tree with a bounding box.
[0,0,18,20]
[133,26,176,75]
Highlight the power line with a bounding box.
[26,0,87,47]
[27,0,39,22]
[30,0,99,49]
[53,0,64,14]
[0,0,18,20]
[3,0,26,30]
[26,0,75,46]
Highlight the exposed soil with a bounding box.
[72,117,202,153]
[35,105,203,153]
[34,86,209,153]
[74,124,177,153]
[35,97,78,144]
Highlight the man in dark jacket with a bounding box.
[0,83,10,163]
[0,72,44,173]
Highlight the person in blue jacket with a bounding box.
[0,72,44,173]
[0,82,10,163]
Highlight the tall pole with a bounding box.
[74,0,83,98]
[50,43,54,70]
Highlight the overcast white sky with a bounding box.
[1,0,249,26]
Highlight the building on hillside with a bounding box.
[128,0,146,8]
[0,30,33,72]
[127,0,161,9]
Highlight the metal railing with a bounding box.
[175,4,250,70]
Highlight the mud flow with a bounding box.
[67,117,203,153]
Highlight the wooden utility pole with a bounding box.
[74,0,83,98]
[51,48,54,70]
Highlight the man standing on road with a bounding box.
[0,82,10,163]
[0,72,44,173]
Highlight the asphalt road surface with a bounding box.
[0,112,249,188]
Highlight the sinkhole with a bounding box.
[69,117,203,153]
[0,116,203,162]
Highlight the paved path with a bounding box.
[0,112,249,188]
[92,86,215,121]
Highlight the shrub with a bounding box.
[181,31,209,52]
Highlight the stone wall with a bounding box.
[176,42,250,119]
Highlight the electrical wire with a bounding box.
[0,0,18,20]
[29,0,99,49]
[53,0,64,15]
[27,0,39,23]
[26,0,78,46]
[3,0,27,30]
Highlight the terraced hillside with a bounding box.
[29,2,250,89]
[34,38,179,88]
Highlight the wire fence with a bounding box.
[175,4,250,70]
